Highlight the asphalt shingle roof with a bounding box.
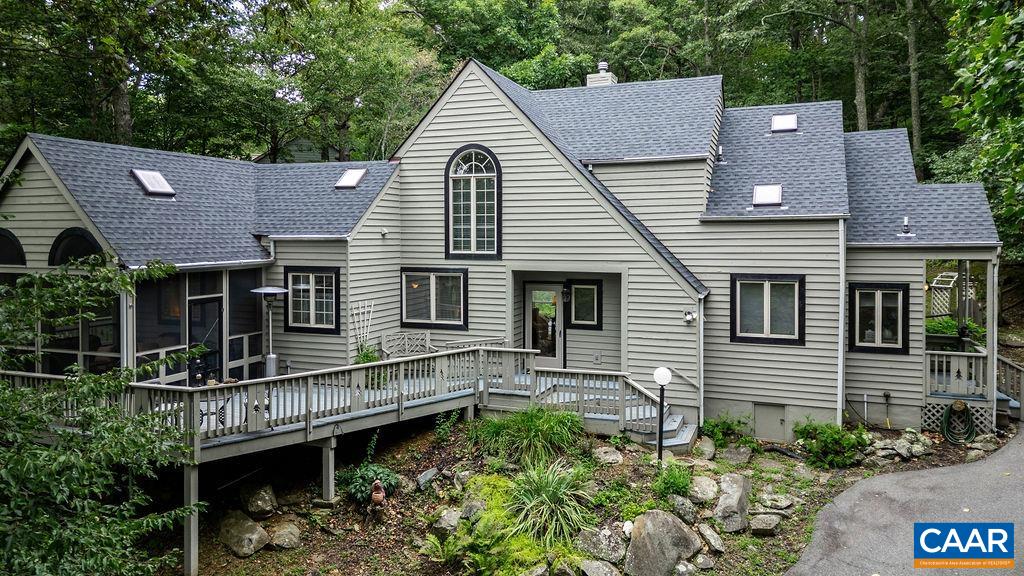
[844,130,999,245]
[254,162,396,236]
[706,102,850,218]
[25,134,392,267]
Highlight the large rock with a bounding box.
[965,449,986,463]
[713,474,751,533]
[433,508,461,534]
[521,566,549,576]
[967,441,999,452]
[581,560,621,576]
[692,554,715,570]
[624,510,702,576]
[696,523,724,554]
[594,446,625,465]
[672,495,697,524]
[462,499,486,521]
[267,520,301,549]
[578,527,627,563]
[239,483,277,519]
[688,476,718,504]
[721,446,752,465]
[761,494,793,510]
[692,437,716,460]
[417,467,439,490]
[894,439,913,460]
[219,510,270,558]
[674,561,697,575]
[750,514,781,536]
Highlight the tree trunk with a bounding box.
[790,21,803,101]
[847,2,869,131]
[112,80,133,145]
[906,0,922,157]
[336,118,352,162]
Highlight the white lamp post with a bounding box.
[251,286,288,377]
[653,366,672,462]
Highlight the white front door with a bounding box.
[525,284,563,368]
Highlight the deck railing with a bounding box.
[925,341,988,398]
[996,355,1024,404]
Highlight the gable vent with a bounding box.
[335,168,367,189]
[752,184,782,206]
[770,113,798,133]
[132,169,175,197]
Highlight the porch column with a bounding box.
[183,464,199,576]
[320,436,336,501]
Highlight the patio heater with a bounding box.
[653,366,672,463]
[251,286,289,377]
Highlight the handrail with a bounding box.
[669,367,699,389]
[997,354,1024,373]
[536,366,630,377]
[442,336,508,349]
[0,370,67,380]
[623,376,661,404]
[925,347,987,358]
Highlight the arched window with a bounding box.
[445,145,501,258]
[48,227,101,266]
[0,229,25,265]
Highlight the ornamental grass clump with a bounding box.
[470,406,585,465]
[507,460,595,546]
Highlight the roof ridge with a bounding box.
[724,100,843,112]
[533,74,723,94]
[28,133,254,166]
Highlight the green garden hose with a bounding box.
[941,400,977,445]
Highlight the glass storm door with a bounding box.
[526,284,563,368]
[188,297,223,385]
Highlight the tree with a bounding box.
[0,255,199,575]
[947,0,1024,260]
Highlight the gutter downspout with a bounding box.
[344,239,352,363]
[837,219,846,425]
[697,294,706,426]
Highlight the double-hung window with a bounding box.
[567,280,602,329]
[401,268,469,330]
[849,283,909,354]
[446,145,501,259]
[285,267,339,334]
[731,274,805,345]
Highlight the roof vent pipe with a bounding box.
[902,216,911,234]
[587,61,617,87]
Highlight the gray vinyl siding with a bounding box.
[0,152,88,270]
[513,271,622,370]
[844,246,999,428]
[392,70,699,404]
[264,239,348,372]
[595,160,842,430]
[347,178,403,358]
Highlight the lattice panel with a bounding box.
[922,402,994,434]
[930,288,952,316]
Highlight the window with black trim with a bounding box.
[445,145,501,259]
[48,227,101,266]
[401,267,468,330]
[730,274,805,345]
[284,266,339,334]
[567,280,602,330]
[0,229,25,265]
[848,282,910,354]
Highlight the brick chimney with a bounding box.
[586,61,618,87]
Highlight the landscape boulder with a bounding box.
[594,446,625,465]
[674,561,697,575]
[688,476,718,504]
[721,446,752,465]
[712,474,751,533]
[240,483,277,519]
[267,520,301,550]
[692,554,714,570]
[581,560,622,576]
[750,514,781,536]
[417,467,439,490]
[219,510,270,558]
[462,499,486,521]
[624,510,702,576]
[577,527,627,563]
[692,437,716,461]
[967,441,999,452]
[965,449,986,463]
[696,523,724,554]
[672,495,697,524]
[760,494,793,510]
[894,439,913,460]
[433,508,461,535]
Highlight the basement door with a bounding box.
[525,284,563,369]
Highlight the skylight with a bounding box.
[752,184,783,206]
[770,113,798,133]
[335,168,367,189]
[131,169,175,196]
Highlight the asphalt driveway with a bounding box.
[789,432,1023,576]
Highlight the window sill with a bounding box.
[445,251,501,261]
[284,325,340,335]
[848,344,909,355]
[730,334,805,346]
[401,320,469,331]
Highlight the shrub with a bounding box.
[925,316,986,342]
[592,477,670,522]
[507,460,595,546]
[435,410,461,443]
[336,462,401,503]
[420,533,463,566]
[355,343,381,364]
[792,420,871,468]
[652,462,692,498]
[471,406,585,465]
[701,413,750,448]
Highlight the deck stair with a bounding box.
[996,355,1024,422]
[641,411,699,454]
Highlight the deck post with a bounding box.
[320,436,336,501]
[987,258,998,428]
[478,349,488,407]
[619,377,627,431]
[183,464,199,576]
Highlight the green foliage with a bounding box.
[435,409,461,443]
[420,533,463,566]
[507,461,595,546]
[736,434,763,454]
[925,316,986,341]
[470,406,585,465]
[792,421,871,469]
[593,477,670,522]
[355,343,381,364]
[608,434,631,448]
[0,255,199,576]
[651,462,692,498]
[502,44,595,89]
[701,412,750,448]
[336,463,401,504]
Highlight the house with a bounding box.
[253,136,342,163]
[2,58,1013,576]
